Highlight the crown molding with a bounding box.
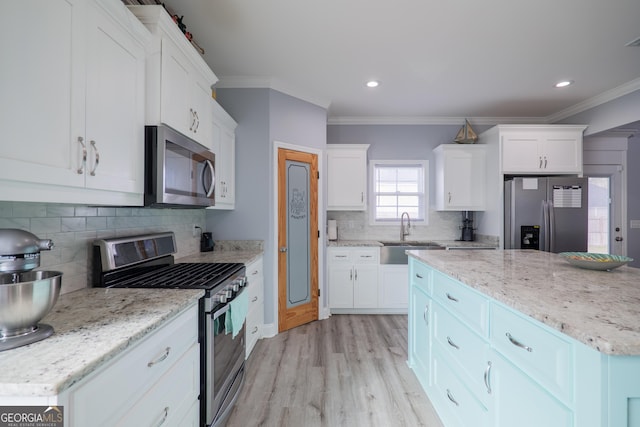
[545,77,640,123]
[326,116,547,126]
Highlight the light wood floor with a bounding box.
[226,315,444,427]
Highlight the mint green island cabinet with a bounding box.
[407,249,640,427]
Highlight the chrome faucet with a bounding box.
[400,212,411,241]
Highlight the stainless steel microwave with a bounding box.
[144,125,215,207]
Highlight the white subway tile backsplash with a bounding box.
[0,202,206,295]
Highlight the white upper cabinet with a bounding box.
[209,99,237,210]
[129,5,217,148]
[0,0,149,205]
[327,144,369,211]
[499,125,587,174]
[434,144,486,211]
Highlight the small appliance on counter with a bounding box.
[460,211,475,241]
[0,229,61,351]
[201,231,214,252]
[328,220,338,241]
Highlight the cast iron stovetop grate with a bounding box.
[105,262,243,290]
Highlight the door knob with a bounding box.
[279,247,288,252]
[615,236,624,242]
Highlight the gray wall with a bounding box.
[207,88,327,326]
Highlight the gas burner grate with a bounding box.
[105,263,244,290]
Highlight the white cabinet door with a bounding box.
[353,264,378,308]
[379,265,409,309]
[0,0,85,188]
[434,144,486,211]
[209,100,237,209]
[328,264,355,309]
[500,126,585,175]
[84,2,145,194]
[160,39,192,138]
[0,0,146,204]
[327,145,369,210]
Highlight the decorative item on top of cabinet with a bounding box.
[245,256,264,359]
[327,144,370,210]
[480,125,587,175]
[209,99,237,210]
[433,144,486,211]
[0,0,149,206]
[128,5,218,148]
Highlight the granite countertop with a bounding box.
[408,249,640,355]
[327,239,498,249]
[0,287,203,398]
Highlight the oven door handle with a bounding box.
[213,303,230,320]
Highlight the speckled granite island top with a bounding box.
[408,249,640,355]
[0,287,203,397]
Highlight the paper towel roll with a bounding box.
[328,220,338,241]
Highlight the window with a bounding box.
[369,160,428,224]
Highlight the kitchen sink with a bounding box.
[379,241,445,264]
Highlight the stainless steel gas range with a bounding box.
[93,232,246,427]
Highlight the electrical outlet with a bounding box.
[192,224,201,237]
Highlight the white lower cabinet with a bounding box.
[245,256,264,359]
[328,247,378,311]
[65,305,199,426]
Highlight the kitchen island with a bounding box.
[406,248,640,427]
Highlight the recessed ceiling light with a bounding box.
[554,80,574,88]
[366,80,379,88]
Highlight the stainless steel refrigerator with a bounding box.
[504,176,588,253]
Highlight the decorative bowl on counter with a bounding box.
[559,252,633,271]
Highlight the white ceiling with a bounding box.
[162,0,640,124]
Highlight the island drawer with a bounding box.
[410,259,432,294]
[432,301,491,405]
[432,270,489,338]
[432,349,490,427]
[491,303,573,403]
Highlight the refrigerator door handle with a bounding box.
[542,200,550,252]
[548,201,555,253]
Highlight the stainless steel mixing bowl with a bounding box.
[0,271,62,337]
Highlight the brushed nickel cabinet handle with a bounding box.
[147,347,171,367]
[446,389,459,406]
[90,140,99,176]
[156,406,169,426]
[544,156,548,168]
[484,361,492,394]
[446,293,459,302]
[77,136,86,174]
[252,296,258,302]
[506,332,533,352]
[539,156,543,168]
[251,326,259,334]
[446,336,460,350]
[416,273,423,279]
[423,305,429,325]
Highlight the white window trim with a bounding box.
[368,159,429,226]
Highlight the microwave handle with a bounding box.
[202,160,215,197]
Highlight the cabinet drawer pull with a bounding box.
[77,136,86,174]
[360,255,373,258]
[156,406,169,426]
[252,270,259,275]
[354,269,358,280]
[416,273,423,279]
[252,296,258,302]
[484,361,492,394]
[543,156,548,168]
[506,332,533,352]
[446,389,459,406]
[335,255,347,258]
[147,347,171,367]
[89,140,100,176]
[423,305,429,325]
[446,293,459,302]
[539,156,543,169]
[446,336,460,350]
[251,326,259,334]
